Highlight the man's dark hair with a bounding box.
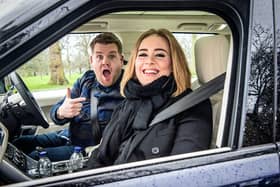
[89,32,123,54]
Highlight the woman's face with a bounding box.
[135,34,172,86]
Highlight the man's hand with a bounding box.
[57,88,86,119]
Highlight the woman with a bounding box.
[87,28,212,169]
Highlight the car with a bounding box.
[0,0,279,186]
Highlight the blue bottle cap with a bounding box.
[74,146,82,152]
[39,151,47,157]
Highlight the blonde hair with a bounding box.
[120,28,191,97]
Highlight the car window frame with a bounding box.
[0,0,246,149]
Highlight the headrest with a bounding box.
[194,35,229,84]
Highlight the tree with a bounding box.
[60,35,73,77]
[74,34,96,73]
[18,49,49,77]
[49,42,69,85]
[243,24,279,146]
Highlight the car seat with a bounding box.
[194,35,229,148]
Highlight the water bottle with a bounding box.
[69,146,83,173]
[38,151,52,177]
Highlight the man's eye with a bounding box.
[96,55,103,60]
[109,55,116,59]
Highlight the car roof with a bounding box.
[0,0,60,41]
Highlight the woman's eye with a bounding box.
[138,53,148,57]
[156,53,166,58]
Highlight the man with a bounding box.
[13,32,125,161]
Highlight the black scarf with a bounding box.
[87,75,177,168]
[124,75,176,130]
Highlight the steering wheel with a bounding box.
[9,72,49,128]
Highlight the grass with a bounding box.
[23,73,198,92]
[22,74,83,91]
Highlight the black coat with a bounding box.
[87,88,212,168]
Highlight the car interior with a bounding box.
[194,35,230,147]
[0,10,233,183]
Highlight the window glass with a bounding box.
[275,0,280,141]
[243,0,275,146]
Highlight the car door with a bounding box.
[0,0,279,186]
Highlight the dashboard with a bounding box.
[1,143,88,180]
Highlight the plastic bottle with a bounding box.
[38,151,52,177]
[69,146,83,173]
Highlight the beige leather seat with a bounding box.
[194,35,229,148]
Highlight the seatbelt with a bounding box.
[90,89,98,123]
[149,73,226,127]
[91,89,102,143]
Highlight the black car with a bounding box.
[0,0,279,186]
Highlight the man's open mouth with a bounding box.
[103,69,111,78]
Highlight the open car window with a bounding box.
[15,10,231,148]
[0,9,232,179]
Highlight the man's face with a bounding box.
[90,43,123,87]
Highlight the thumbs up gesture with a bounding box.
[57,88,86,119]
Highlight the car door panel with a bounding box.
[10,145,278,186]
